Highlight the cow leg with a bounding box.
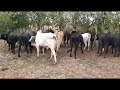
[36,46,40,58]
[69,43,73,57]
[44,48,46,53]
[91,41,93,50]
[66,38,70,47]
[118,47,120,57]
[29,42,33,54]
[116,47,119,57]
[117,53,119,57]
[104,47,107,58]
[25,45,29,54]
[13,43,16,54]
[99,46,103,56]
[74,44,78,59]
[42,47,45,55]
[11,44,13,53]
[11,43,15,54]
[49,51,53,62]
[111,46,113,54]
[97,43,100,53]
[106,45,109,54]
[52,50,57,64]
[84,43,87,50]
[18,44,21,57]
[83,39,86,50]
[66,39,68,47]
[56,43,60,52]
[67,40,73,57]
[88,40,90,51]
[63,37,66,46]
[80,43,84,54]
[114,47,117,57]
[50,48,57,64]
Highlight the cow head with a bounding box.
[29,36,36,47]
[29,36,36,42]
[0,33,7,40]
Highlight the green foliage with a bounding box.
[71,12,80,29]
[10,12,30,29]
[0,12,15,32]
[35,12,46,29]
[0,11,120,33]
[0,12,31,32]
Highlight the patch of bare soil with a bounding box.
[0,40,120,79]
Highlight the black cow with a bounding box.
[0,31,18,54]
[109,34,120,57]
[18,31,36,57]
[97,33,111,58]
[63,30,77,47]
[97,32,120,58]
[67,31,84,59]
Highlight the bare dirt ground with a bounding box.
[0,40,120,79]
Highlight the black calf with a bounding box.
[0,31,18,54]
[18,31,36,57]
[67,32,84,59]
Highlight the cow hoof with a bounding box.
[114,55,116,57]
[53,62,57,65]
[75,57,77,59]
[70,55,72,57]
[103,57,106,58]
[18,55,20,57]
[117,54,119,57]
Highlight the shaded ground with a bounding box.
[0,40,120,79]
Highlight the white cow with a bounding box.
[29,30,57,64]
[81,33,91,51]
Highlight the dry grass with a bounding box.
[0,40,120,79]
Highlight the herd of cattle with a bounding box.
[0,28,120,64]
